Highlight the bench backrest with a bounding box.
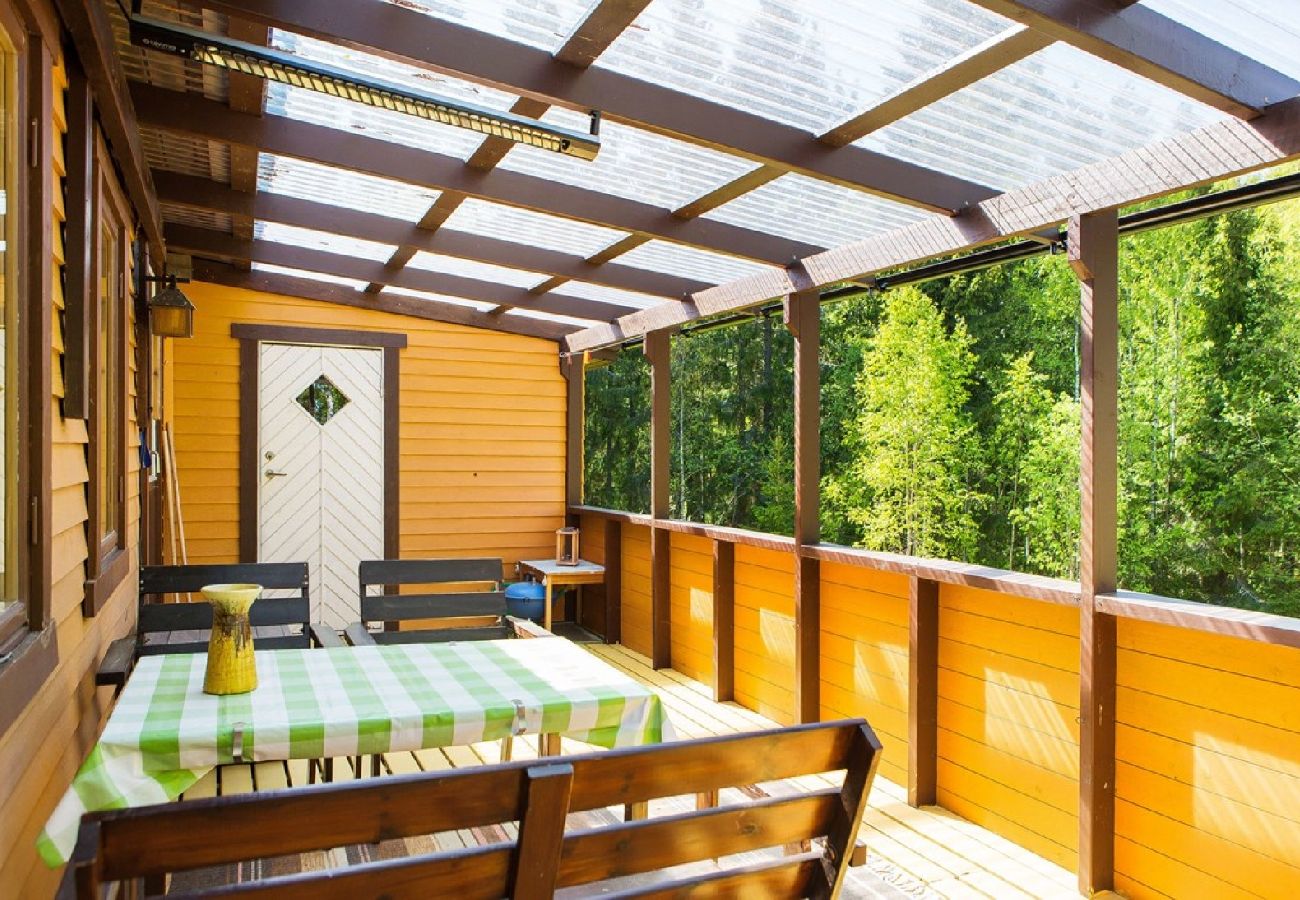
[71,719,882,899]
[137,563,311,655]
[358,558,507,631]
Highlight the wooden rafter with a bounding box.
[166,224,642,322]
[818,25,1052,146]
[191,259,578,341]
[194,0,998,214]
[152,171,705,299]
[965,0,1300,118]
[224,17,267,269]
[367,0,652,306]
[132,83,820,265]
[565,96,1300,352]
[55,0,165,259]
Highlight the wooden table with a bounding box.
[519,558,606,632]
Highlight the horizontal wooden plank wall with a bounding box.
[1114,619,1300,898]
[170,282,567,569]
[618,522,652,657]
[818,562,910,786]
[667,531,713,685]
[0,54,142,897]
[733,544,796,725]
[937,584,1081,871]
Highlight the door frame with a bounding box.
[232,323,406,563]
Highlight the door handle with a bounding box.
[265,469,288,478]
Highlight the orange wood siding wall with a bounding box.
[733,544,795,725]
[619,523,652,656]
[819,562,910,786]
[936,585,1080,871]
[667,531,713,685]
[169,282,566,570]
[0,59,142,897]
[1114,619,1300,898]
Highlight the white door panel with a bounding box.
[258,343,385,628]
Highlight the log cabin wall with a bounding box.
[573,505,1300,898]
[0,25,146,896]
[168,281,567,571]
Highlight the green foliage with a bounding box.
[829,288,980,558]
[582,192,1300,618]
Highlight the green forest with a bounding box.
[584,184,1300,618]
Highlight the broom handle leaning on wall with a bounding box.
[163,424,192,601]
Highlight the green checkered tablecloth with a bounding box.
[39,639,673,866]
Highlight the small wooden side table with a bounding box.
[518,558,606,632]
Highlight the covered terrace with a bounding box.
[1,0,1299,897]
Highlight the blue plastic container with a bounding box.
[504,580,546,622]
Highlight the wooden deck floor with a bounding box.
[179,642,1079,898]
[583,645,1080,900]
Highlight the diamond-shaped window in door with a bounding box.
[296,374,350,426]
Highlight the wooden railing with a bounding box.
[569,504,1300,900]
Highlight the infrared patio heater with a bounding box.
[127,7,602,160]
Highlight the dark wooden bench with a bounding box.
[345,557,511,646]
[66,718,882,899]
[96,563,343,695]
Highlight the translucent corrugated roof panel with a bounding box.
[141,129,230,180]
[503,308,589,328]
[496,107,761,211]
[549,281,668,310]
[257,154,440,221]
[1146,0,1300,83]
[595,0,1011,135]
[109,0,227,101]
[382,285,497,312]
[254,222,396,262]
[406,252,550,289]
[703,174,935,248]
[380,0,596,53]
[253,262,369,291]
[857,42,1227,191]
[161,202,232,233]
[441,199,628,258]
[615,241,776,286]
[266,30,519,161]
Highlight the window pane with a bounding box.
[98,217,123,547]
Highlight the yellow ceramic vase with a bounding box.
[201,583,262,695]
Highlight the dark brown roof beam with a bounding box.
[132,82,821,265]
[225,18,268,269]
[192,259,577,341]
[166,223,644,322]
[55,0,165,259]
[153,170,709,298]
[196,0,997,213]
[965,0,1299,118]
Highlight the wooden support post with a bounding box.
[1071,209,1119,896]
[784,290,820,724]
[563,354,584,510]
[908,577,939,807]
[712,539,735,702]
[604,518,621,644]
[644,329,672,670]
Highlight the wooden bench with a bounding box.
[96,563,343,696]
[345,557,512,646]
[66,718,881,899]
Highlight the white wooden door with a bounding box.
[258,343,385,628]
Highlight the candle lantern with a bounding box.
[556,527,580,566]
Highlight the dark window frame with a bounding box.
[0,5,57,740]
[83,135,131,615]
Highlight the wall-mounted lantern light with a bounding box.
[145,275,195,338]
